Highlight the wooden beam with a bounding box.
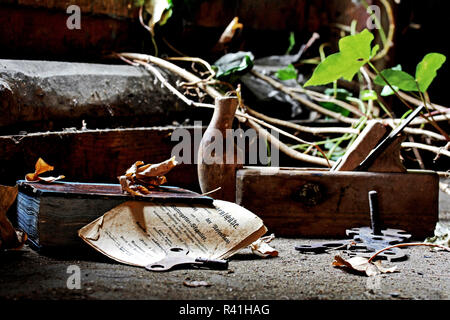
[0,126,202,191]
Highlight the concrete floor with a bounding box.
[1,180,449,301]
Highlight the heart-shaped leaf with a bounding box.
[415,53,446,92]
[304,29,375,87]
[374,69,417,92]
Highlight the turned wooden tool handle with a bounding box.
[197,96,243,202]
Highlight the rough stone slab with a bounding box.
[0,59,190,133]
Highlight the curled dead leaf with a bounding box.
[25,158,65,183]
[218,17,243,45]
[119,156,178,196]
[249,233,279,258]
[332,255,397,277]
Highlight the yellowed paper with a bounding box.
[78,200,267,267]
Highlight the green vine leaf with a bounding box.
[375,53,446,93]
[318,88,352,117]
[415,53,446,92]
[213,51,255,79]
[304,29,375,87]
[360,90,377,101]
[380,65,401,96]
[371,44,380,59]
[374,69,417,92]
[286,32,296,55]
[276,64,298,81]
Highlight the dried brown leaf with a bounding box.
[119,157,178,196]
[373,260,398,274]
[126,161,145,176]
[332,255,398,277]
[25,158,64,183]
[249,234,279,258]
[136,156,178,177]
[218,17,243,45]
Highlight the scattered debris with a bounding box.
[25,158,65,183]
[332,255,397,277]
[249,233,279,258]
[183,279,211,288]
[439,181,450,195]
[425,222,450,249]
[118,156,178,196]
[333,242,450,277]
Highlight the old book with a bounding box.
[78,200,268,267]
[16,180,213,250]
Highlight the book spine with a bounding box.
[17,192,41,249]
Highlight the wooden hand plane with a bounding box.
[198,99,438,239]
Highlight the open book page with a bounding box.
[78,200,267,267]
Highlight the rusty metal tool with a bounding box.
[344,190,411,261]
[294,239,356,254]
[145,247,229,272]
[295,191,412,261]
[344,226,411,261]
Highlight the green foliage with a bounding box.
[213,52,255,79]
[415,53,446,92]
[380,65,401,96]
[318,88,352,117]
[360,90,377,101]
[286,32,296,55]
[374,53,446,93]
[304,29,376,87]
[324,88,352,101]
[275,64,298,81]
[324,139,346,161]
[374,69,417,91]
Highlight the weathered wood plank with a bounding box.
[333,121,388,171]
[14,0,138,19]
[236,167,439,238]
[0,126,202,191]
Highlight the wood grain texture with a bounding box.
[334,121,388,171]
[366,135,407,173]
[0,127,203,191]
[236,167,438,238]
